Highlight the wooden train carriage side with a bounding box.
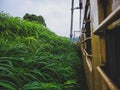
[80,0,120,90]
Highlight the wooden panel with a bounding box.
[91,34,102,90]
[107,19,120,30]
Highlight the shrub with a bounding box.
[0,12,86,90]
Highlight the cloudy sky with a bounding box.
[0,0,81,37]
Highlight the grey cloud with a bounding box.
[0,0,80,37]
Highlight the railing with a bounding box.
[94,6,120,34]
[80,37,92,90]
[97,66,119,90]
[80,36,92,72]
[80,37,92,43]
[84,49,92,72]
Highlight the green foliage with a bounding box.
[24,82,62,90]
[23,13,46,26]
[0,82,16,90]
[0,12,87,90]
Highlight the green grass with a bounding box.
[0,12,87,90]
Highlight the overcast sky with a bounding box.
[0,0,81,37]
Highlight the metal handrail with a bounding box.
[97,66,119,90]
[81,37,92,43]
[94,6,120,34]
[83,49,92,57]
[81,47,92,72]
[83,49,92,72]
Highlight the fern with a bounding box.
[0,81,16,90]
[23,82,62,90]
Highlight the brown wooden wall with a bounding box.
[80,0,120,90]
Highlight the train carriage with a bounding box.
[79,0,120,90]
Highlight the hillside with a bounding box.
[0,13,87,90]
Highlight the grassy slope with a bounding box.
[0,13,87,90]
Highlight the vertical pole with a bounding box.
[74,31,75,41]
[70,0,74,42]
[79,0,83,36]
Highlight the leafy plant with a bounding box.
[23,13,46,26]
[23,82,62,90]
[0,12,87,90]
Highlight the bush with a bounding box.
[0,12,86,90]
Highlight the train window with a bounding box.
[105,27,120,88]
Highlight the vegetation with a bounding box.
[0,12,87,90]
[23,13,46,26]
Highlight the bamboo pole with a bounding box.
[97,66,119,90]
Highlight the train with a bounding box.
[78,0,120,90]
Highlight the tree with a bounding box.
[23,13,46,26]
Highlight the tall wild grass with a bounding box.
[0,12,86,90]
